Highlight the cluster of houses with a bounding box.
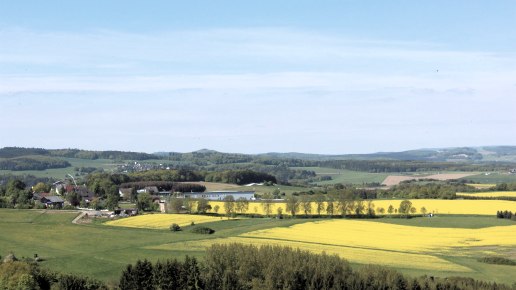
[32,181,95,209]
[32,179,257,211]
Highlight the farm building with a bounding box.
[40,196,65,209]
[180,191,255,201]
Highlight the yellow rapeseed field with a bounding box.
[456,191,516,198]
[146,219,515,273]
[147,236,470,272]
[240,220,516,253]
[105,214,223,229]
[209,199,515,216]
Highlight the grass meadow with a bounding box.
[1,208,515,285]
[292,167,389,185]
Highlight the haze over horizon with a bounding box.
[1,1,515,154]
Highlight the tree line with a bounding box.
[0,146,157,161]
[119,181,206,193]
[0,255,106,290]
[119,243,512,290]
[496,210,515,220]
[0,157,71,171]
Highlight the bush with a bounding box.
[191,226,215,234]
[169,223,181,232]
[478,256,516,266]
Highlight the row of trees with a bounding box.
[119,244,511,290]
[496,210,515,220]
[169,195,421,219]
[0,146,157,160]
[0,157,70,171]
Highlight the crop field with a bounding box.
[466,183,496,189]
[0,158,119,179]
[381,173,477,186]
[456,191,516,198]
[148,218,516,283]
[228,184,309,195]
[207,199,516,216]
[461,172,516,184]
[105,213,225,229]
[1,209,515,284]
[292,167,389,185]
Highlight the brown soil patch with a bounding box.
[381,173,476,186]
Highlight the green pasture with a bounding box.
[372,215,515,229]
[0,158,119,180]
[461,172,516,184]
[227,184,310,195]
[293,167,389,185]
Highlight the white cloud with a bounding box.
[1,27,516,153]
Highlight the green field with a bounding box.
[293,167,389,185]
[373,215,515,229]
[0,158,120,179]
[461,172,516,184]
[0,209,307,284]
[1,209,515,285]
[228,184,310,195]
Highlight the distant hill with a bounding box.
[259,146,516,162]
[0,147,157,161]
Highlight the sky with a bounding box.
[1,1,515,154]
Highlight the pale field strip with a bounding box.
[209,199,516,216]
[146,237,470,272]
[104,214,224,229]
[465,183,496,189]
[381,173,476,186]
[456,191,516,198]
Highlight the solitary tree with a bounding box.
[326,201,335,217]
[276,207,283,218]
[235,198,249,214]
[137,192,152,211]
[197,199,211,214]
[314,194,326,216]
[261,193,273,217]
[223,195,235,218]
[420,207,427,215]
[285,195,300,216]
[398,200,413,217]
[301,195,312,216]
[387,205,394,214]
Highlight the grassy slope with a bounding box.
[293,167,389,185]
[0,158,119,179]
[0,209,307,284]
[462,172,516,183]
[1,210,515,285]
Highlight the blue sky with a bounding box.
[1,1,515,154]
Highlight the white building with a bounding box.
[180,191,255,201]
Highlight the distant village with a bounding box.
[33,180,256,215]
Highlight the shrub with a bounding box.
[191,226,215,234]
[478,256,516,266]
[169,223,181,232]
